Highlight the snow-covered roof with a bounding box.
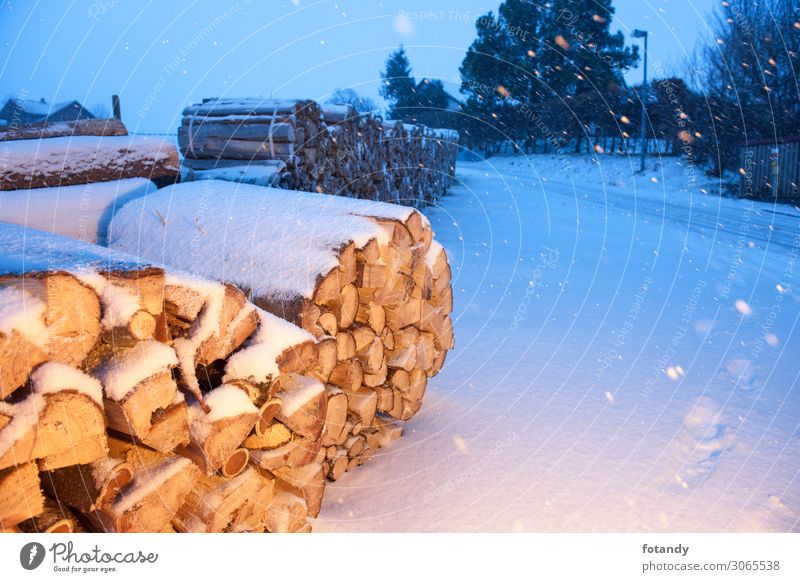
[3,98,87,118]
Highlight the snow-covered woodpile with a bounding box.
[0,133,179,191]
[179,98,458,206]
[0,224,409,533]
[109,181,455,425]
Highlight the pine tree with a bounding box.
[458,0,639,153]
[380,46,417,120]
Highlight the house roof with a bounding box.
[3,98,88,118]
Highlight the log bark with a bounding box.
[0,118,127,141]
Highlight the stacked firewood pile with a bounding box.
[1,176,455,532]
[178,98,458,206]
[0,224,413,533]
[0,117,180,245]
[109,181,455,426]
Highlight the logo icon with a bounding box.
[20,542,46,570]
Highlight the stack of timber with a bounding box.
[0,224,407,533]
[178,98,458,206]
[109,180,455,427]
[0,117,180,244]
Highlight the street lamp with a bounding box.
[632,29,648,173]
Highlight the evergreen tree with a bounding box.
[380,46,417,120]
[458,0,639,153]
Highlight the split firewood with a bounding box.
[172,467,263,533]
[320,387,348,447]
[41,457,134,513]
[229,468,276,533]
[343,387,377,427]
[177,384,259,475]
[274,462,326,518]
[94,340,180,442]
[91,455,201,533]
[264,484,310,533]
[328,358,363,391]
[0,274,101,399]
[18,497,75,533]
[243,422,292,450]
[0,462,44,528]
[249,436,321,472]
[272,374,327,440]
[0,362,106,471]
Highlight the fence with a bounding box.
[739,137,800,201]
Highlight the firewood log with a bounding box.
[272,374,327,440]
[91,455,200,533]
[172,467,262,533]
[41,457,134,513]
[0,135,180,191]
[0,462,44,528]
[274,462,326,518]
[0,363,106,471]
[18,497,75,533]
[177,384,259,475]
[0,118,128,141]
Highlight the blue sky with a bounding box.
[0,0,719,133]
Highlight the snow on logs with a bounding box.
[0,134,179,191]
[109,180,455,424]
[0,224,408,532]
[179,98,458,206]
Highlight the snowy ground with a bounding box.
[314,152,800,532]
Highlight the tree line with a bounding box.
[368,0,799,176]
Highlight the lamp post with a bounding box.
[632,29,648,173]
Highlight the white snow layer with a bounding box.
[0,221,156,276]
[0,178,157,245]
[188,383,258,444]
[96,340,178,402]
[0,286,48,346]
[314,153,800,533]
[76,271,142,330]
[223,308,314,384]
[203,383,258,423]
[0,395,47,460]
[107,180,421,300]
[0,134,177,177]
[278,375,324,418]
[30,362,103,405]
[112,456,192,514]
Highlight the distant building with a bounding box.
[0,98,95,127]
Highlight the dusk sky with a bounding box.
[1,0,720,133]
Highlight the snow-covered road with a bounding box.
[315,154,800,532]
